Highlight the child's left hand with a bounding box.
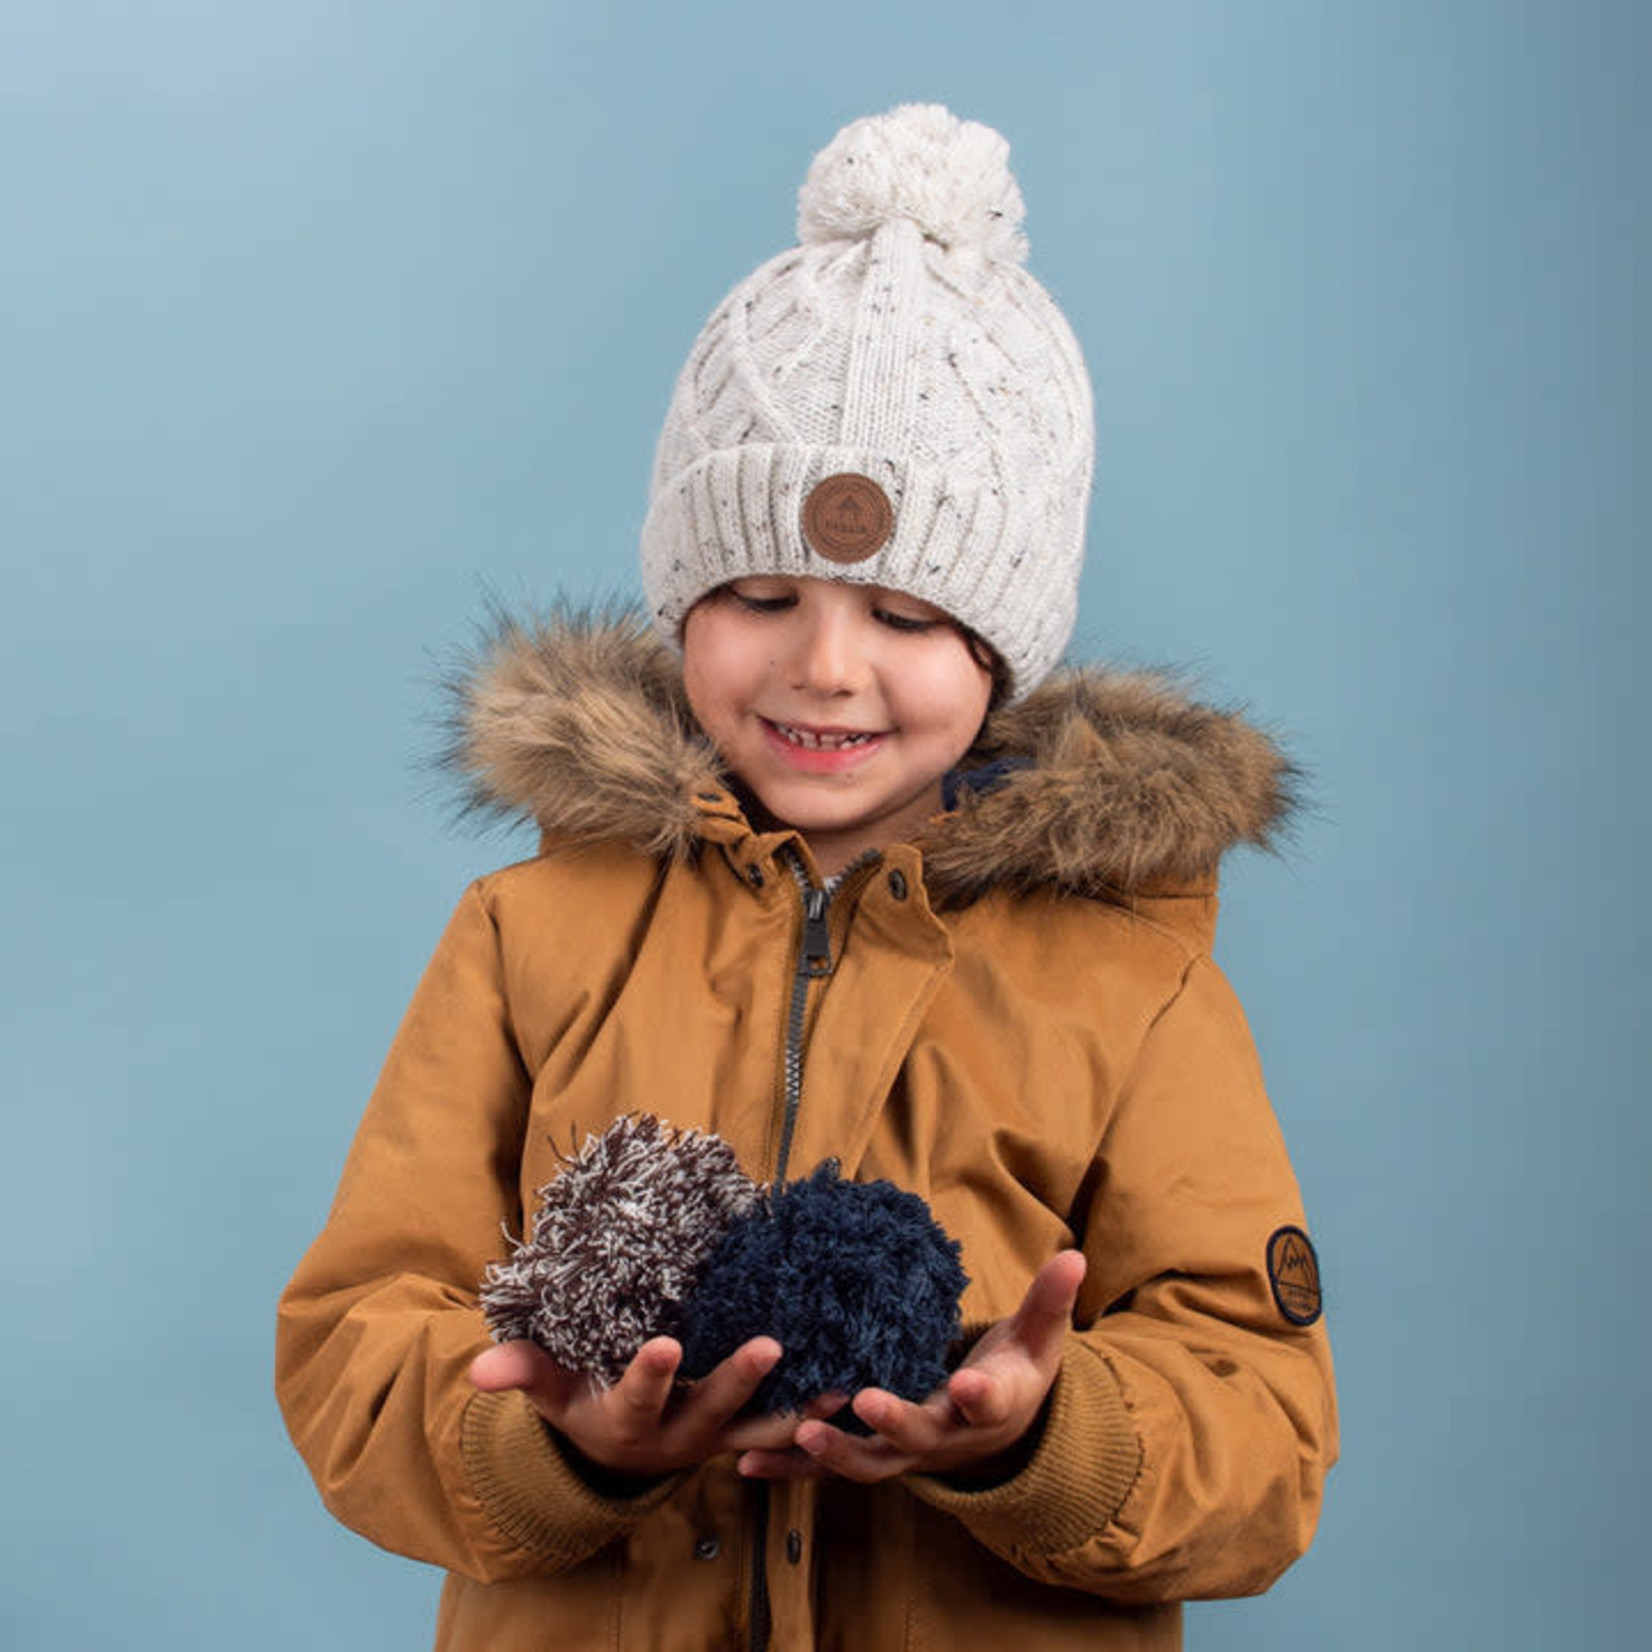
[736,1249,1085,1485]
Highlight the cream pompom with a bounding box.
[796,103,1028,264]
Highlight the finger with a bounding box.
[794,1419,909,1485]
[721,1410,810,1455]
[469,1340,580,1421]
[736,1446,827,1481]
[469,1339,554,1393]
[1008,1250,1086,1360]
[679,1337,782,1430]
[802,1390,850,1422]
[945,1364,1012,1431]
[604,1337,683,1438]
[848,1388,949,1453]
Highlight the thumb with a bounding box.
[469,1339,573,1408]
[1009,1250,1086,1362]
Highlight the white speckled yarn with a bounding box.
[639,104,1094,699]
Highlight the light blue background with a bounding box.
[3,3,1646,1646]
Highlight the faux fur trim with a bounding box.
[443,605,719,863]
[921,673,1299,903]
[442,608,1298,901]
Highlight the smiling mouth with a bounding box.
[768,720,882,752]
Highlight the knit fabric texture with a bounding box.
[678,1163,969,1418]
[640,103,1094,700]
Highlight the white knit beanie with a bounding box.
[640,104,1094,700]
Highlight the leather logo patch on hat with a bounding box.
[1266,1226,1323,1326]
[802,473,894,564]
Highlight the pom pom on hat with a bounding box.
[797,102,1028,265]
[678,1163,969,1418]
[480,1115,759,1385]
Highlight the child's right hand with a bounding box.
[469,1334,806,1479]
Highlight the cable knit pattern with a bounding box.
[641,104,1094,699]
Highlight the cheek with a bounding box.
[682,614,767,738]
[677,634,716,733]
[682,661,730,739]
[902,656,993,744]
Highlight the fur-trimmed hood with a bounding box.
[444,609,1297,905]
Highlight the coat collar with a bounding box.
[442,607,1298,906]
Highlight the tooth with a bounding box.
[775,722,876,750]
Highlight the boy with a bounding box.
[278,104,1336,1650]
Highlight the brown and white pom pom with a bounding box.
[479,1114,759,1385]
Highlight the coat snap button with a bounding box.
[887,869,908,899]
[745,863,766,889]
[786,1528,803,1564]
[693,1535,721,1561]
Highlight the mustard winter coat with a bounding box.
[276,615,1337,1652]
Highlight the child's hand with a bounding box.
[468,1334,810,1479]
[734,1249,1086,1486]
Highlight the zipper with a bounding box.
[749,859,836,1651]
[776,873,834,1182]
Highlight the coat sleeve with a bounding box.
[275,880,679,1584]
[908,953,1338,1601]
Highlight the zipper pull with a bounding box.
[800,888,833,978]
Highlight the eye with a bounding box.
[873,605,942,634]
[726,582,796,615]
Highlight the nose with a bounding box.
[790,603,866,697]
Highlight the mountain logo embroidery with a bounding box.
[802,473,894,563]
[1266,1226,1323,1326]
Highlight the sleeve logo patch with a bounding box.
[1266,1226,1323,1326]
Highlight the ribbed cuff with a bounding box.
[460,1390,683,1569]
[639,441,1075,698]
[906,1339,1142,1558]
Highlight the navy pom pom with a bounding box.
[678,1164,968,1416]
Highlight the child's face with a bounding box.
[683,575,995,877]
